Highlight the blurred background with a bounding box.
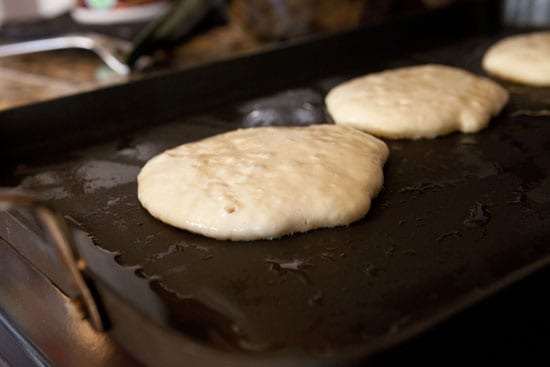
[0,0,547,111]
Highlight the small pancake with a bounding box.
[482,31,550,86]
[326,64,509,139]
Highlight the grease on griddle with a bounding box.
[240,88,328,127]
[307,290,325,306]
[436,230,462,242]
[265,257,313,285]
[147,243,184,261]
[399,179,459,195]
[363,264,381,278]
[527,178,550,205]
[464,202,491,228]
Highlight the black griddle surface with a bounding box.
[3,27,550,363]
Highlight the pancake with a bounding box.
[138,124,389,241]
[482,31,550,86]
[326,64,509,139]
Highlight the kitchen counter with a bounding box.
[0,15,263,110]
[0,1,452,111]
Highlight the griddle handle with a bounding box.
[0,189,105,332]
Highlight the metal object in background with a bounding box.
[0,0,213,74]
[125,0,213,68]
[0,189,105,332]
[0,33,132,75]
[504,0,550,26]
